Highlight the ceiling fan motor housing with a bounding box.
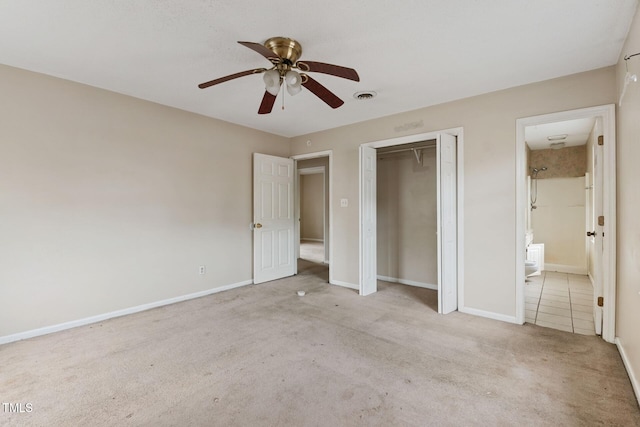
[264,37,303,64]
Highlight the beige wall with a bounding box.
[300,174,324,240]
[377,149,438,285]
[290,67,615,317]
[0,65,289,337]
[615,4,640,402]
[531,177,586,272]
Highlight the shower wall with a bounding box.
[531,177,586,273]
[529,145,587,178]
[377,149,437,286]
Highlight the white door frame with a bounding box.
[296,166,326,261]
[358,127,465,311]
[515,104,616,343]
[291,151,333,283]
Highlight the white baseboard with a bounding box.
[0,279,253,346]
[544,263,588,275]
[330,280,358,290]
[301,238,324,242]
[377,275,438,290]
[458,306,519,324]
[616,337,640,407]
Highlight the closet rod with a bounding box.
[377,144,436,155]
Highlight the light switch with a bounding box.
[340,198,348,207]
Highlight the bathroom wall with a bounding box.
[377,148,438,286]
[300,173,324,241]
[532,177,587,273]
[529,145,587,178]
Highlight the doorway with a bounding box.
[359,129,463,314]
[516,105,616,343]
[292,151,332,283]
[297,166,326,264]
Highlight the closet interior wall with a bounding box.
[376,146,438,288]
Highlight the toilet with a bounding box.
[525,260,538,276]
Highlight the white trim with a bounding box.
[292,151,333,284]
[515,105,616,342]
[361,127,462,150]
[0,280,253,346]
[377,275,438,290]
[456,129,465,313]
[616,337,640,407]
[543,264,588,275]
[359,127,464,312]
[330,280,359,290]
[459,306,519,324]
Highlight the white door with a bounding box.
[592,139,604,335]
[359,145,377,296]
[253,153,295,284]
[437,134,458,314]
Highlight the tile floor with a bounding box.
[525,271,596,335]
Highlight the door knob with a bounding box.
[255,223,262,229]
[587,231,596,237]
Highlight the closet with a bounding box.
[376,140,438,291]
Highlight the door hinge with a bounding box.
[598,216,605,226]
[598,135,604,146]
[597,296,604,307]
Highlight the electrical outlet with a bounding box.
[199,265,206,275]
[340,198,348,207]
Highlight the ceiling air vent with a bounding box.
[354,91,377,100]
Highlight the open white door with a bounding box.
[359,145,377,296]
[592,138,604,335]
[253,153,295,284]
[437,134,458,314]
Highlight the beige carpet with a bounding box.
[1,261,639,426]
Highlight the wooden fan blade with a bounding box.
[301,75,344,109]
[258,91,278,114]
[238,41,280,63]
[296,61,360,81]
[198,68,264,89]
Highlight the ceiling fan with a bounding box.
[198,37,360,114]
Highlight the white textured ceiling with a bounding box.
[0,0,637,137]
[525,118,597,150]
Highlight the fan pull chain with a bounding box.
[282,82,285,110]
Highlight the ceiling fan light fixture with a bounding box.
[263,69,281,95]
[285,70,302,95]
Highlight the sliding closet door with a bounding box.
[359,145,377,296]
[437,134,458,314]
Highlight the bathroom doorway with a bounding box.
[516,105,616,343]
